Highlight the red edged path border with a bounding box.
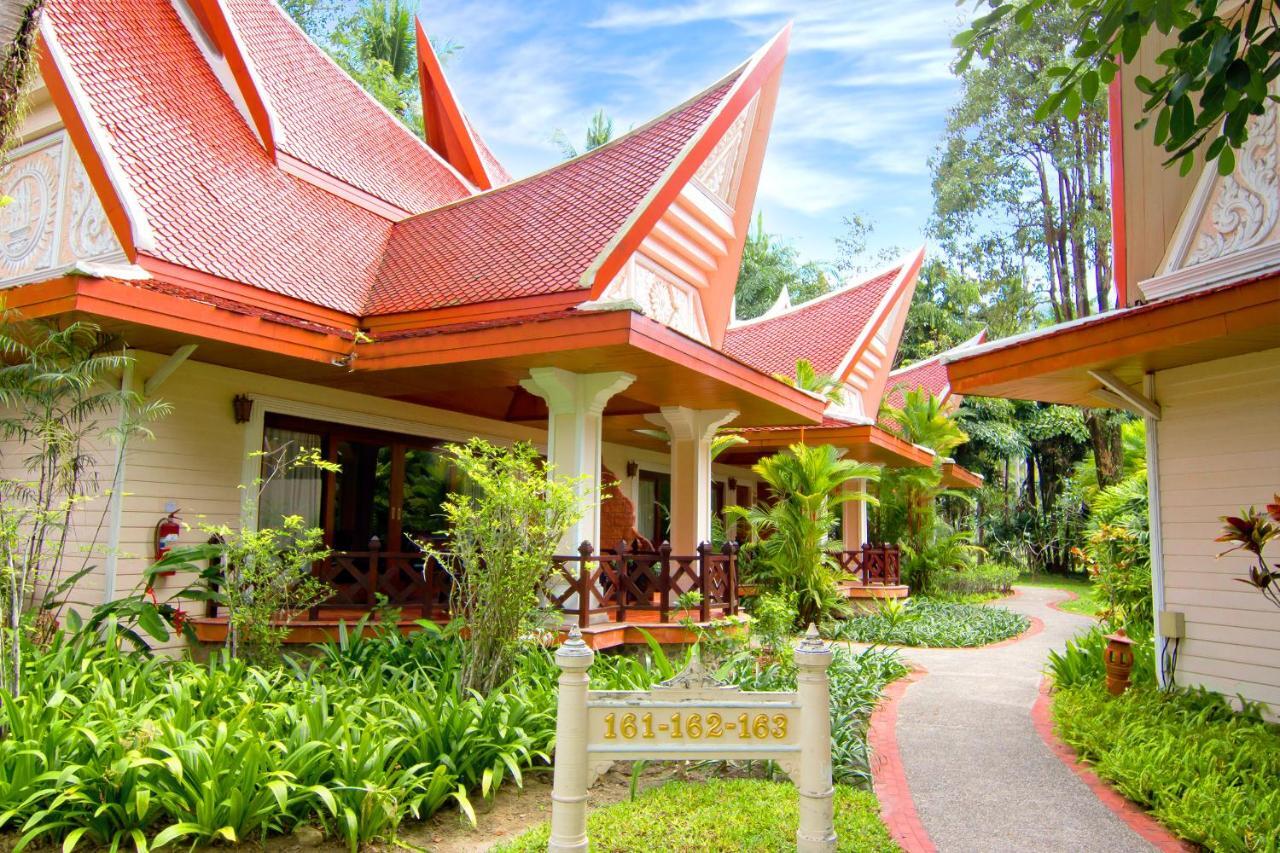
[868,667,936,853]
[1031,678,1196,852]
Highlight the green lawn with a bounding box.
[494,779,900,852]
[1016,573,1101,618]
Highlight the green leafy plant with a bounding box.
[833,598,1028,648]
[1046,624,1156,690]
[422,439,583,695]
[931,561,1019,599]
[1051,680,1280,850]
[1218,494,1280,608]
[726,443,878,626]
[957,0,1280,175]
[0,308,167,696]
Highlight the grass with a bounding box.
[831,597,1030,648]
[493,779,900,852]
[1052,683,1280,852]
[1016,572,1102,618]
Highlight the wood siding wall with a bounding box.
[1156,347,1280,710]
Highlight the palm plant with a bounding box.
[877,389,972,591]
[774,358,845,405]
[726,443,878,626]
[0,309,167,696]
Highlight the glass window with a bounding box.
[259,426,324,529]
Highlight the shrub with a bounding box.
[832,598,1028,647]
[931,561,1019,599]
[1052,683,1280,851]
[1045,624,1156,690]
[493,779,899,852]
[424,439,584,695]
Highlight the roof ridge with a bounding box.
[727,251,917,331]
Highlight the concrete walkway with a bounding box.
[865,586,1156,853]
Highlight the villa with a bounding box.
[1,0,971,648]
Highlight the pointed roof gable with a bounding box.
[42,0,402,313]
[367,73,743,314]
[416,19,510,190]
[226,0,473,212]
[723,258,913,380]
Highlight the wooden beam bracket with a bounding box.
[1087,369,1161,419]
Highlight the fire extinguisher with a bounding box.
[154,509,182,574]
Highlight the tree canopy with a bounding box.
[957,0,1280,175]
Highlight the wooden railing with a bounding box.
[836,544,902,586]
[546,540,739,629]
[202,537,738,626]
[308,537,452,620]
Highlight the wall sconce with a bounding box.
[727,477,738,491]
[232,394,254,424]
[625,460,639,478]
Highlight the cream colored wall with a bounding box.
[1156,347,1280,710]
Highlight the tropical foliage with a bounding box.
[1048,627,1280,852]
[0,0,44,158]
[727,443,878,626]
[422,439,583,695]
[833,598,1028,648]
[733,213,833,321]
[1217,493,1280,609]
[958,0,1280,175]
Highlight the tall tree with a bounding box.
[934,4,1124,487]
[957,0,1280,175]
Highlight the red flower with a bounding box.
[1267,494,1280,523]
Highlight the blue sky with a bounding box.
[417,0,970,270]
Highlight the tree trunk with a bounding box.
[1085,409,1125,488]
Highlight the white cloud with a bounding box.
[757,149,867,215]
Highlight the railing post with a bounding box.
[658,541,672,623]
[616,539,630,620]
[548,627,595,852]
[368,535,381,606]
[577,541,593,630]
[860,543,872,586]
[697,541,711,622]
[723,540,738,615]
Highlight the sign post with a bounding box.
[548,624,836,852]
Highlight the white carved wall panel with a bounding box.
[693,96,757,206]
[597,256,709,343]
[1,131,123,286]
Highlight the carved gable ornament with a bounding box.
[590,256,710,343]
[1,130,124,287]
[1153,88,1280,298]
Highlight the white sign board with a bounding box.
[547,626,836,852]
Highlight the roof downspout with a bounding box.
[1108,73,1128,308]
[1144,371,1168,687]
[102,360,133,604]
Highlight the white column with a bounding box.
[645,406,738,552]
[795,624,836,852]
[548,628,595,852]
[841,478,870,551]
[520,367,635,551]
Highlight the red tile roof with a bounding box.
[721,265,902,380]
[366,79,738,314]
[48,0,397,314]
[227,0,473,213]
[883,356,950,411]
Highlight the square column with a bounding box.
[520,367,636,551]
[842,478,870,551]
[646,406,738,552]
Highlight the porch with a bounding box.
[192,538,745,650]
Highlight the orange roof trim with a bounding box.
[415,18,496,190]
